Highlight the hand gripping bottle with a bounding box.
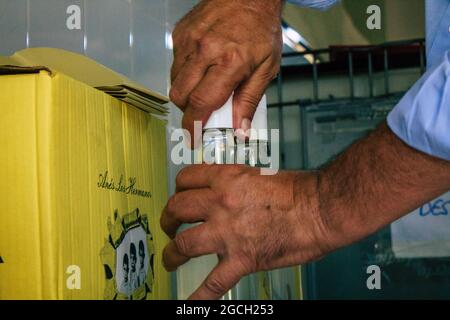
[177,94,272,300]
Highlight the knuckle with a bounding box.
[215,165,242,187]
[172,20,184,36]
[217,166,249,209]
[221,46,246,67]
[162,246,175,272]
[261,68,278,82]
[175,168,185,187]
[239,92,260,110]
[188,91,212,111]
[225,165,245,177]
[198,35,216,53]
[175,165,192,187]
[171,29,181,45]
[187,29,201,43]
[169,88,183,107]
[220,192,238,210]
[270,68,279,80]
[175,232,190,256]
[238,92,260,107]
[204,276,227,297]
[166,195,179,215]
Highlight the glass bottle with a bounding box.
[177,95,273,300]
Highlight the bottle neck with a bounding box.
[202,128,270,167]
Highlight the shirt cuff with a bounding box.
[387,50,450,161]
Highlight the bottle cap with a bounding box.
[204,96,233,129]
[204,94,268,141]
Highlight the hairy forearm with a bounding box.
[316,122,450,251]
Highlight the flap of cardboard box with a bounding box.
[0,65,51,75]
[0,48,168,114]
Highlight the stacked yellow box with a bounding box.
[0,69,170,300]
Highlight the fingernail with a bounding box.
[241,118,251,132]
[235,118,251,143]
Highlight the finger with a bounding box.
[170,22,198,82]
[182,53,252,137]
[175,164,221,192]
[162,223,221,272]
[170,54,209,112]
[171,33,224,111]
[233,60,277,131]
[171,18,210,82]
[171,43,197,83]
[171,46,192,83]
[188,259,243,300]
[160,188,216,238]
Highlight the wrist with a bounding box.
[316,167,367,252]
[292,171,342,260]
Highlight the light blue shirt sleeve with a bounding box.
[387,0,450,161]
[387,51,450,161]
[287,0,339,10]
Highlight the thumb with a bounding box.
[188,259,243,300]
[232,62,275,132]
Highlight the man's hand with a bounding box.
[160,165,331,300]
[170,0,283,136]
[160,123,450,300]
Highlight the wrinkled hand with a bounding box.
[160,165,332,300]
[170,0,283,136]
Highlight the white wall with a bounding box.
[0,0,197,95]
[0,0,198,191]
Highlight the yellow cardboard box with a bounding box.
[0,67,171,299]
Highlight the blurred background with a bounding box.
[2,0,448,300]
